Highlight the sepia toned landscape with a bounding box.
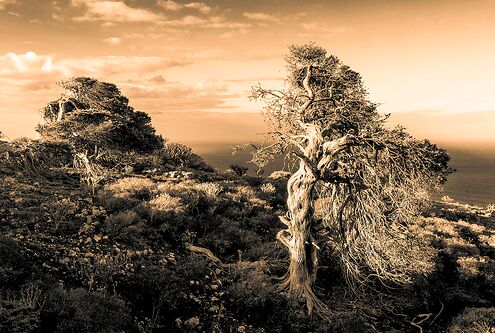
[0,1,494,332]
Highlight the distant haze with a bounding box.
[1,0,495,145]
[151,110,495,148]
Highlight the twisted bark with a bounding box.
[277,123,354,318]
[277,126,332,318]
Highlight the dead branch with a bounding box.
[185,243,271,271]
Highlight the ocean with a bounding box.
[187,142,495,207]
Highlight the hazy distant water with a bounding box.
[441,145,495,206]
[189,142,495,207]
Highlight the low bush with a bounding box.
[105,177,155,200]
[449,307,495,333]
[229,164,248,177]
[105,210,145,246]
[42,288,130,333]
[0,283,43,333]
[226,268,300,331]
[0,236,32,288]
[157,143,214,171]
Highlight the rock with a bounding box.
[184,316,200,328]
[238,325,246,332]
[93,235,101,242]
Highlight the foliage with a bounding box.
[37,77,164,155]
[158,143,214,171]
[0,154,493,332]
[105,210,145,246]
[0,283,43,333]
[0,236,32,288]
[0,138,74,178]
[43,288,130,333]
[449,307,495,333]
[229,163,248,176]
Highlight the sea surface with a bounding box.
[187,142,495,207]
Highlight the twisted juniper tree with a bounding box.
[250,44,452,317]
[37,77,164,157]
[35,77,164,187]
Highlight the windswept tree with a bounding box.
[37,77,164,157]
[250,44,452,317]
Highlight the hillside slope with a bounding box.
[0,165,494,332]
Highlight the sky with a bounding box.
[0,0,494,146]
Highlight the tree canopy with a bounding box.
[250,43,453,317]
[37,77,164,155]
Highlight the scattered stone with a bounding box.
[184,316,200,328]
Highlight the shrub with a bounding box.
[260,182,276,194]
[42,288,130,333]
[50,198,81,235]
[105,177,155,200]
[0,283,43,333]
[0,236,31,288]
[98,177,156,212]
[195,182,223,199]
[158,143,213,171]
[105,210,145,245]
[149,193,184,217]
[119,257,208,332]
[226,268,297,330]
[449,307,495,333]
[229,164,248,177]
[268,170,291,179]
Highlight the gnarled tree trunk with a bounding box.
[277,126,332,317]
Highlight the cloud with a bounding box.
[72,0,163,22]
[159,0,211,14]
[121,79,238,113]
[0,51,193,86]
[243,12,279,22]
[102,37,122,45]
[159,0,182,11]
[160,14,251,31]
[0,52,62,75]
[0,0,15,10]
[301,22,350,33]
[184,2,211,14]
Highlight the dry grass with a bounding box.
[105,177,155,199]
[195,182,223,198]
[148,193,184,215]
[260,182,276,194]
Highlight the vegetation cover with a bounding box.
[0,45,493,332]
